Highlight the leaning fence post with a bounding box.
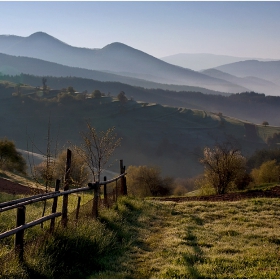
[50,179,60,233]
[62,149,71,228]
[103,176,108,207]
[15,206,26,262]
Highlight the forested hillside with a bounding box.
[2,74,280,126]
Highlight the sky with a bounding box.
[1,1,280,59]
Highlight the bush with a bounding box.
[127,165,173,197]
[200,143,246,194]
[0,138,26,174]
[251,160,280,185]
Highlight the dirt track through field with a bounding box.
[0,177,43,195]
[1,175,280,201]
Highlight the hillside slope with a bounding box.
[1,87,279,178]
[2,75,280,126]
[201,68,280,96]
[214,60,280,85]
[160,53,276,71]
[0,53,232,96]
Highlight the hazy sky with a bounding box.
[1,1,280,59]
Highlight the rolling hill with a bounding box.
[2,75,280,127]
[160,53,277,71]
[0,52,235,96]
[214,60,280,86]
[1,81,279,179]
[201,68,280,96]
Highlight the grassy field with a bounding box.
[1,192,280,278]
[91,196,280,279]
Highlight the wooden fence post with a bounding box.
[50,179,60,233]
[103,176,108,207]
[62,149,71,228]
[120,160,127,195]
[92,182,99,219]
[115,180,118,201]
[75,196,81,223]
[15,206,26,262]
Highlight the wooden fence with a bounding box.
[0,149,127,262]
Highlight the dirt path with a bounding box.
[153,185,280,202]
[0,177,43,195]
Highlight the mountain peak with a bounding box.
[28,31,51,38]
[102,42,132,50]
[27,32,68,46]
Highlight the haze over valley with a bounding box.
[1,1,280,180]
[1,31,280,179]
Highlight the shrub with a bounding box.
[0,138,26,174]
[251,160,280,184]
[127,165,173,197]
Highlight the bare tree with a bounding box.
[200,142,246,194]
[74,121,121,182]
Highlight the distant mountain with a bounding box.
[201,68,280,96]
[0,52,233,95]
[160,53,276,71]
[0,32,250,93]
[214,60,280,86]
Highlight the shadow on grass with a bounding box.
[182,215,206,279]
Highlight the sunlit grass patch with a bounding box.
[2,195,280,278]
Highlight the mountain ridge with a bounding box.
[0,52,236,95]
[0,32,254,93]
[160,53,278,71]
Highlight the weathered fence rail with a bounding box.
[0,150,127,262]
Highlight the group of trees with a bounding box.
[197,143,280,195]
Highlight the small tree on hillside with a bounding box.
[117,91,128,104]
[0,138,26,174]
[67,86,75,94]
[200,142,246,194]
[92,89,102,99]
[262,121,269,126]
[74,122,121,182]
[42,77,47,92]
